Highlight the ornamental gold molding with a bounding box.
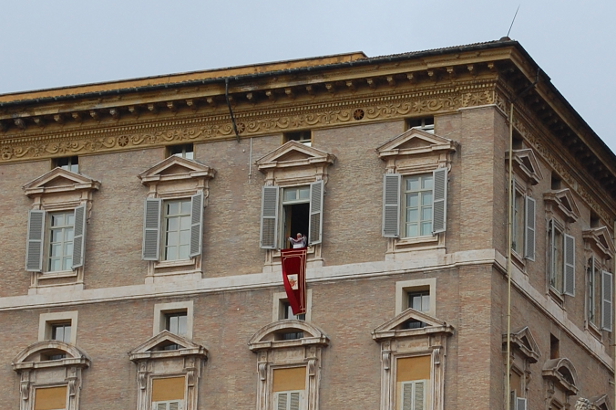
[0,81,496,163]
[499,88,615,224]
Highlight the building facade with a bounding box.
[0,39,614,410]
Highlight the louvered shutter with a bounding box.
[549,221,556,287]
[26,210,46,272]
[153,400,183,410]
[602,270,613,331]
[524,196,536,260]
[260,186,279,249]
[143,198,162,261]
[382,174,401,238]
[72,205,87,268]
[413,381,425,410]
[432,168,447,234]
[563,234,575,296]
[308,180,324,245]
[189,192,204,258]
[290,392,301,410]
[277,392,288,410]
[516,397,527,410]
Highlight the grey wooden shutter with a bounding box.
[308,180,324,245]
[260,186,279,249]
[143,198,162,261]
[432,168,447,234]
[516,397,527,410]
[290,392,301,410]
[189,192,204,258]
[26,210,46,272]
[549,221,556,287]
[524,196,536,260]
[602,270,613,331]
[402,382,413,410]
[72,204,87,269]
[413,381,425,410]
[382,174,401,238]
[563,234,575,296]
[277,392,288,410]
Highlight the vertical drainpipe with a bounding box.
[506,102,514,410]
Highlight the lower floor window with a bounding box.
[273,367,306,410]
[152,377,185,410]
[396,356,430,410]
[35,385,68,410]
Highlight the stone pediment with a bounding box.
[583,226,615,257]
[139,156,216,185]
[544,188,580,222]
[509,148,543,185]
[372,308,454,340]
[129,330,208,361]
[248,319,330,351]
[502,326,541,363]
[256,140,336,171]
[23,167,101,197]
[12,340,91,370]
[377,128,456,159]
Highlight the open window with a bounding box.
[23,168,100,291]
[583,227,615,334]
[256,141,335,268]
[377,128,456,254]
[139,156,215,282]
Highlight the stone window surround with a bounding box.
[395,278,436,316]
[153,300,194,339]
[272,290,313,322]
[38,311,79,345]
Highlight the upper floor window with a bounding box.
[547,219,575,296]
[406,117,434,134]
[168,143,194,160]
[583,227,615,333]
[48,211,76,272]
[402,174,436,238]
[284,130,311,146]
[511,182,535,260]
[54,156,79,173]
[51,322,72,344]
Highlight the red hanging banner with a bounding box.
[280,248,307,315]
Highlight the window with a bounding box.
[54,156,79,173]
[249,321,329,410]
[39,312,78,345]
[587,258,613,332]
[51,322,72,343]
[406,290,430,329]
[163,311,188,349]
[153,301,194,339]
[284,130,311,146]
[397,357,430,410]
[503,327,540,409]
[511,184,535,260]
[139,156,215,280]
[395,279,436,316]
[407,117,434,134]
[383,169,447,239]
[168,143,194,160]
[48,211,76,272]
[273,291,313,322]
[548,220,575,296]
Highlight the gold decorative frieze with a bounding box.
[0,80,497,163]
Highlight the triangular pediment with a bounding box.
[256,140,335,171]
[544,188,580,222]
[583,226,615,256]
[377,128,456,159]
[372,308,454,340]
[139,156,216,184]
[503,326,541,363]
[23,167,101,196]
[511,148,543,184]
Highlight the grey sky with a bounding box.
[2,1,614,151]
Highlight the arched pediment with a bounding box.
[377,128,457,159]
[372,307,454,340]
[542,357,578,395]
[544,188,580,222]
[129,330,208,361]
[139,156,216,185]
[256,141,336,171]
[502,326,541,363]
[23,167,100,197]
[12,340,90,370]
[248,319,329,351]
[583,226,615,257]
[510,148,543,185]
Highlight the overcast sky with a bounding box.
[2,1,614,152]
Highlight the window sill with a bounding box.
[548,287,565,307]
[38,270,78,279]
[396,235,438,247]
[155,259,196,269]
[510,250,526,271]
[587,321,604,342]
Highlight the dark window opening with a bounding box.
[281,301,306,321]
[284,130,311,146]
[42,349,67,361]
[407,117,434,133]
[512,131,524,150]
[590,211,601,228]
[51,322,71,343]
[551,172,562,190]
[283,203,309,248]
[402,319,426,329]
[550,334,559,359]
[168,143,194,159]
[54,156,79,173]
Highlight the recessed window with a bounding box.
[550,334,559,359]
[163,199,191,261]
[48,211,75,272]
[51,322,72,343]
[407,117,434,133]
[281,186,310,248]
[396,279,436,316]
[284,130,311,146]
[402,174,434,238]
[548,220,575,296]
[168,143,194,159]
[54,156,79,173]
[165,311,188,336]
[279,301,305,340]
[551,172,562,190]
[405,289,430,329]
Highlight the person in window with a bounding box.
[289,233,307,249]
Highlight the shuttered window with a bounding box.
[548,220,575,296]
[511,183,535,261]
[400,380,426,410]
[524,196,536,260]
[563,234,575,296]
[602,270,613,331]
[275,391,302,410]
[153,400,184,410]
[308,180,323,245]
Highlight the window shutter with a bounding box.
[290,392,301,410]
[402,382,413,410]
[276,392,288,410]
[260,186,279,249]
[143,198,162,261]
[563,234,575,296]
[524,196,536,260]
[189,192,204,258]
[549,221,556,287]
[382,174,401,238]
[602,270,613,331]
[516,397,527,410]
[26,210,46,272]
[72,204,87,269]
[413,380,425,410]
[432,168,447,234]
[308,180,324,245]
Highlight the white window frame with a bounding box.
[153,301,194,339]
[153,399,185,410]
[398,379,428,410]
